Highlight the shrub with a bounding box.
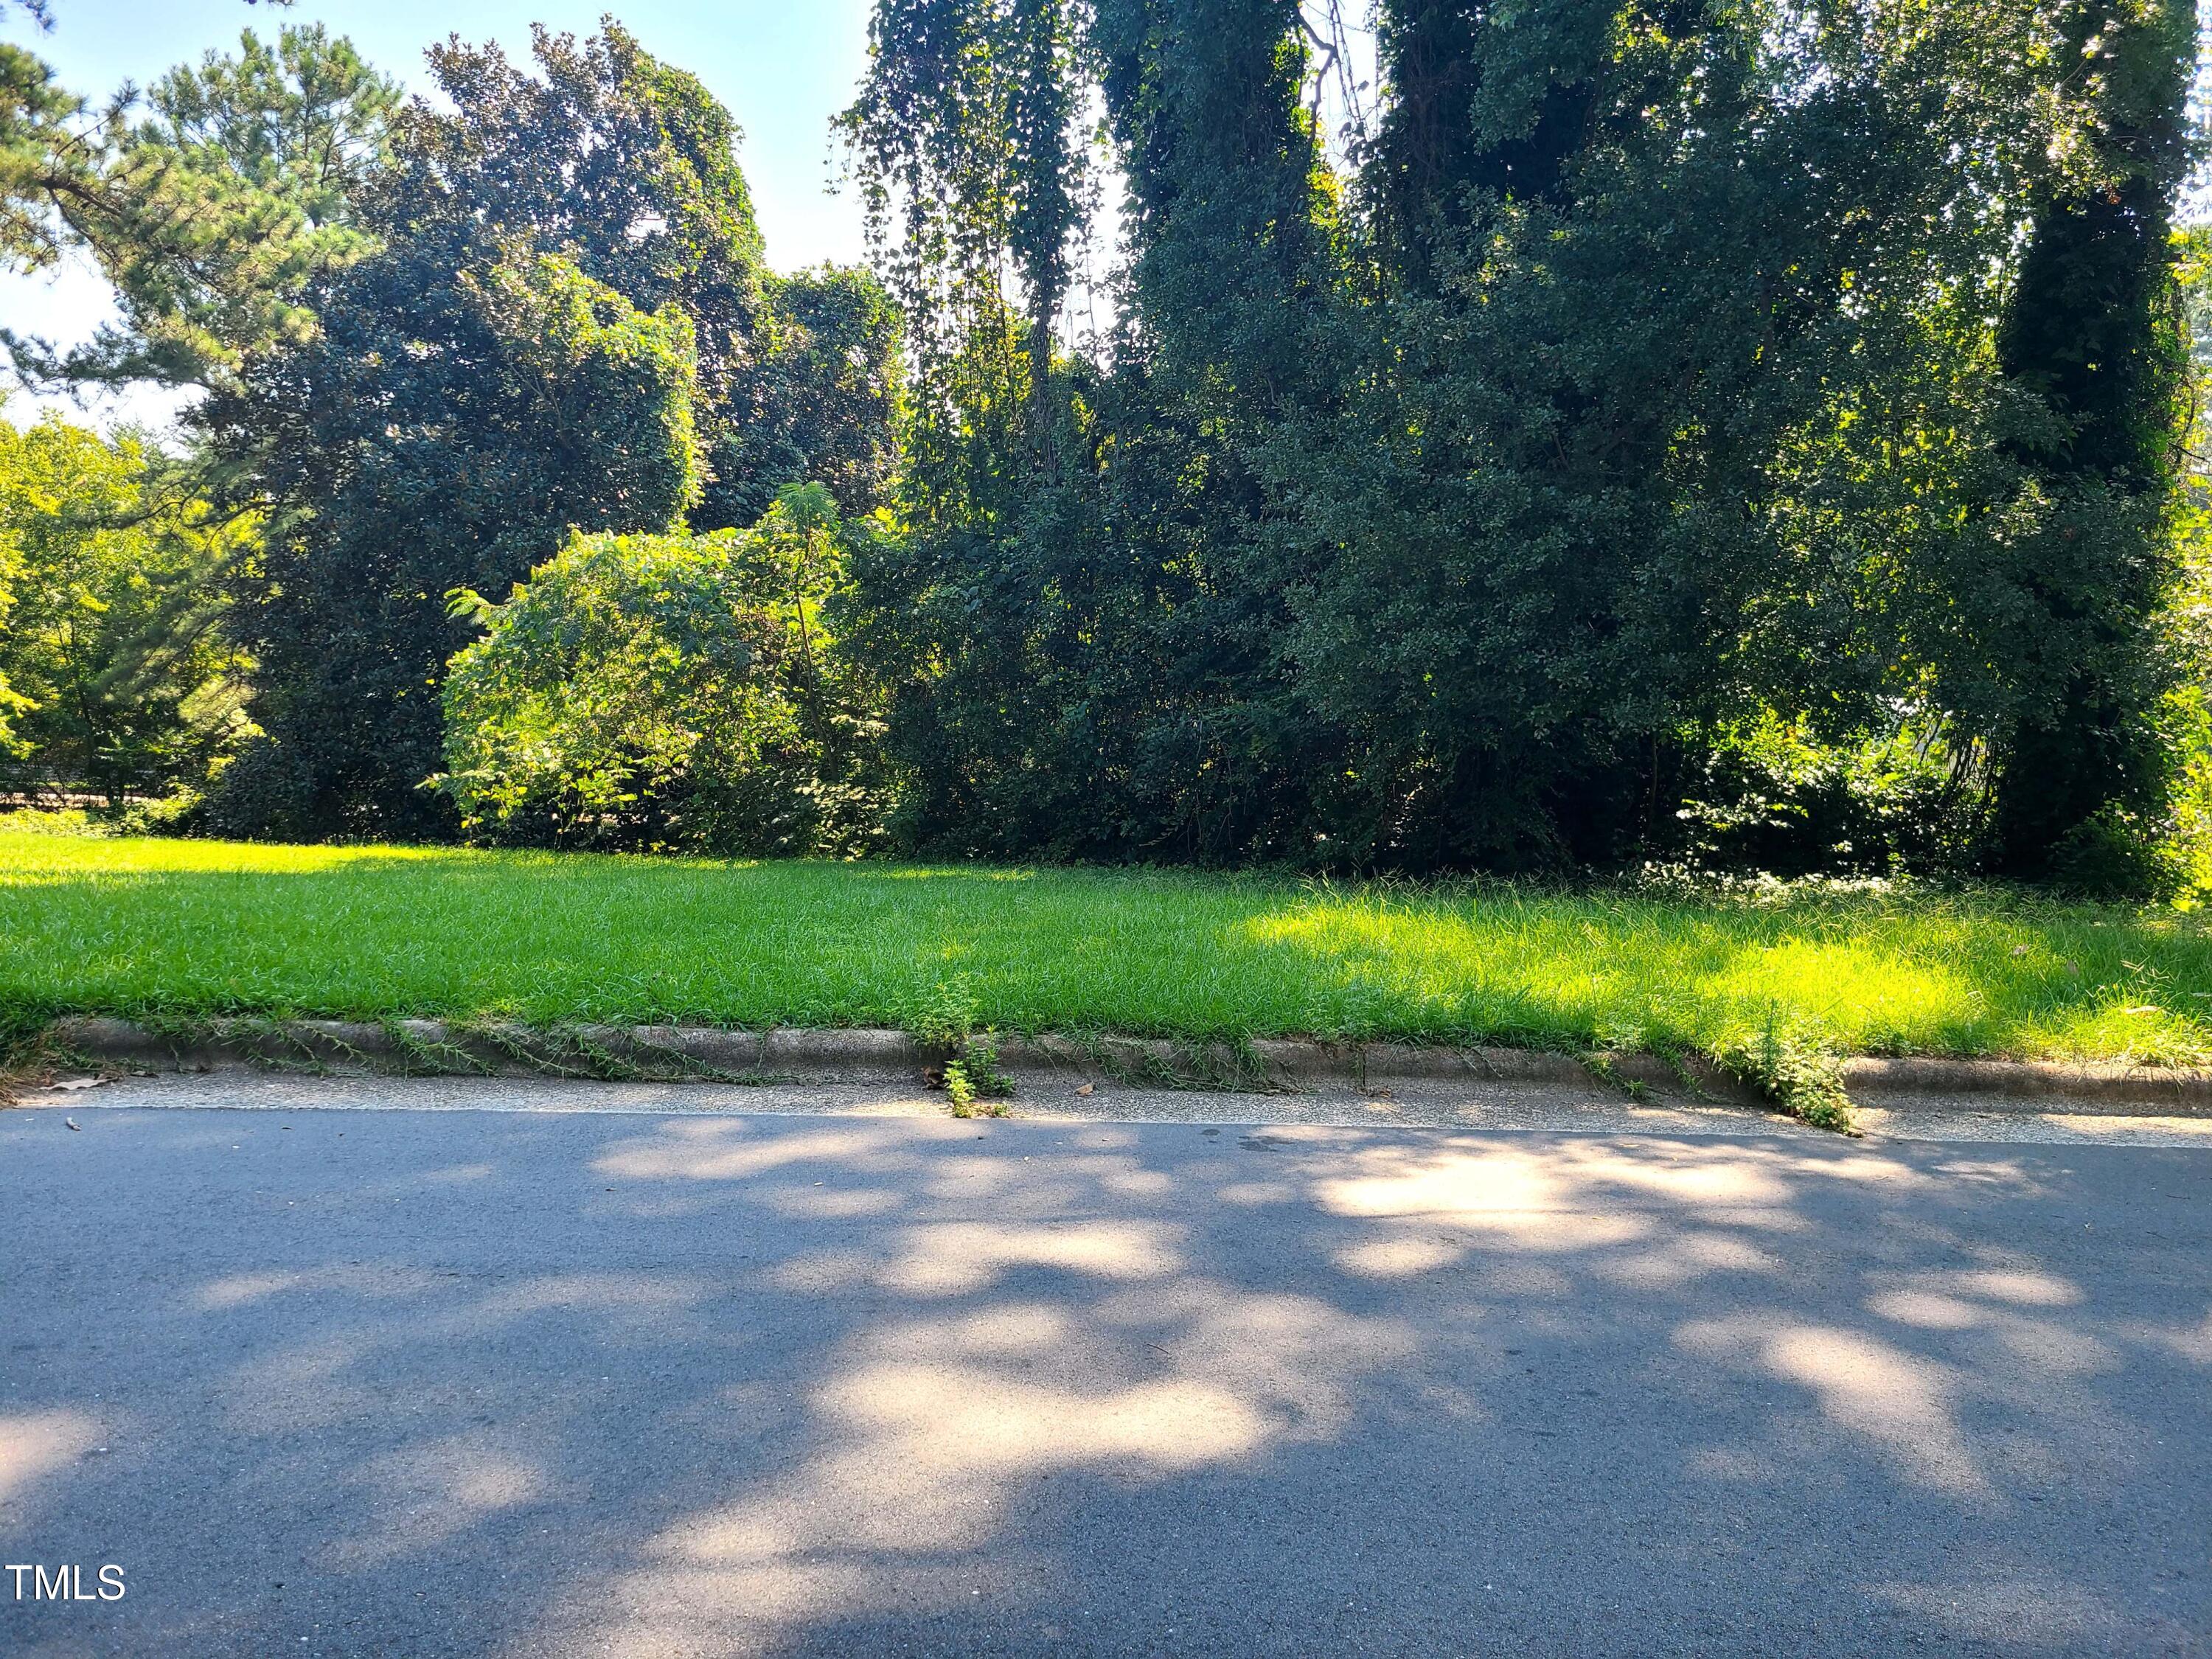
[1670,713,1986,880]
[434,484,889,855]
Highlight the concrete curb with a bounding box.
[38,1017,2212,1116]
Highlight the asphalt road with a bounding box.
[2,1098,2208,1657]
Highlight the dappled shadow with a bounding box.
[1,1108,2208,1655]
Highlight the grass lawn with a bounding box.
[4,827,2212,1068]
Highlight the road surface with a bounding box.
[3,1085,2208,1655]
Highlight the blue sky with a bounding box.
[0,0,877,429]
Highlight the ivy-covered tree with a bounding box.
[841,0,1346,860]
[1986,0,2198,883]
[1081,0,1348,858]
[840,0,1085,475]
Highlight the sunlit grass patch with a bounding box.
[1,831,2209,1068]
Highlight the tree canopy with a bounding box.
[178,22,899,838]
[1,4,2204,894]
[832,0,2206,884]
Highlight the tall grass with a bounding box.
[4,831,2210,1064]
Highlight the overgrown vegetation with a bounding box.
[896,975,1015,1113]
[0,5,2208,900]
[1711,1022,1858,1135]
[434,484,889,855]
[830,0,2205,886]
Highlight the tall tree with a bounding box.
[0,28,92,276]
[201,24,897,838]
[1085,0,1347,857]
[204,236,702,839]
[841,0,1086,477]
[1987,0,2197,880]
[843,0,1347,860]
[2,22,397,392]
[0,408,257,800]
[417,24,893,529]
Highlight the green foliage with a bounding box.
[196,22,897,841]
[900,973,981,1050]
[0,34,91,275]
[1282,0,2099,867]
[840,0,1087,453]
[12,4,2199,891]
[746,265,904,519]
[1667,716,1987,882]
[943,1058,978,1112]
[4,24,397,392]
[844,0,1346,861]
[1987,0,2199,877]
[897,973,1020,1112]
[205,245,702,840]
[1714,1019,1858,1135]
[411,23,897,529]
[943,1032,1013,1116]
[0,805,93,835]
[840,0,2203,887]
[0,408,257,799]
[437,485,887,857]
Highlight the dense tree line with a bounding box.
[0,3,2205,891]
[838,0,2202,888]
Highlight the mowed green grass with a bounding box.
[4,830,2212,1064]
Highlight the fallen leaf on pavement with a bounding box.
[1075,1082,1095,1096]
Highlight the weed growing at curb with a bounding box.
[904,978,1018,1116]
[1716,1018,1859,1134]
[1579,1051,1652,1102]
[945,1032,1014,1117]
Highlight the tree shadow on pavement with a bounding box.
[2,1108,2208,1656]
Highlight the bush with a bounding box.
[1669,714,1987,880]
[105,787,208,838]
[0,806,99,836]
[434,484,889,855]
